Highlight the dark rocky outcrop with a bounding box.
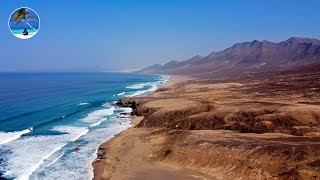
[116,97,141,110]
[96,147,106,160]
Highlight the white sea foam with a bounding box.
[149,84,158,92]
[53,126,90,142]
[29,117,132,180]
[0,126,88,180]
[118,107,132,113]
[158,75,170,83]
[102,102,112,108]
[82,107,115,123]
[89,118,108,128]
[124,90,146,97]
[117,92,125,96]
[18,145,67,180]
[0,128,32,145]
[0,75,170,180]
[125,84,158,97]
[126,83,145,89]
[78,102,89,106]
[46,152,64,167]
[124,75,169,97]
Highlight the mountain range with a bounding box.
[137,37,320,76]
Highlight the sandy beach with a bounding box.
[92,71,320,179]
[13,32,37,39]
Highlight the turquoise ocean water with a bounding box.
[0,73,168,180]
[11,29,37,34]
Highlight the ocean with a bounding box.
[11,29,37,35]
[0,73,168,180]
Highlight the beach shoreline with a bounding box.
[0,73,166,180]
[13,32,37,39]
[92,73,320,179]
[91,74,173,179]
[91,76,204,180]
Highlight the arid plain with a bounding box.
[93,61,320,179]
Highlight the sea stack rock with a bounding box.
[23,28,28,35]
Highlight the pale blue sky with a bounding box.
[0,0,320,72]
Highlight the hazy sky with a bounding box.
[1,0,320,72]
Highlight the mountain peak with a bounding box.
[165,60,179,64]
[232,40,262,48]
[285,37,320,44]
[252,40,260,44]
[162,60,179,68]
[193,55,202,58]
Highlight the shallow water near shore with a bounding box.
[0,73,168,180]
[11,29,37,34]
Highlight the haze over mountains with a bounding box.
[138,37,320,76]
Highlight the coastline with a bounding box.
[92,75,205,180]
[91,74,174,180]
[92,74,320,179]
[13,32,37,39]
[0,73,167,180]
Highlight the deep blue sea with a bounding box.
[0,73,168,180]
